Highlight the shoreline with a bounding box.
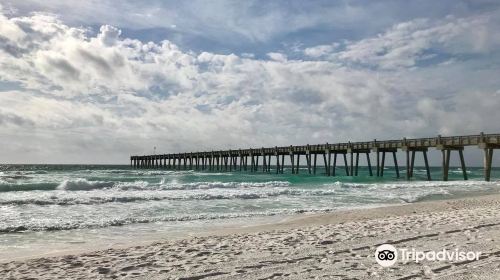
[3,187,496,262]
[2,193,500,279]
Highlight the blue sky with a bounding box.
[5,0,499,57]
[1,0,500,164]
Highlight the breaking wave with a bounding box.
[1,179,291,192]
[0,188,337,206]
[0,208,337,233]
[57,179,115,191]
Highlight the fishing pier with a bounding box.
[130,133,499,181]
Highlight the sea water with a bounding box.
[0,164,499,260]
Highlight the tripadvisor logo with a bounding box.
[375,244,481,267]
[375,244,397,267]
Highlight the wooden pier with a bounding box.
[130,133,500,181]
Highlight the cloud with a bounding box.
[0,7,499,164]
[304,44,339,58]
[333,14,500,69]
[267,52,287,62]
[11,0,491,55]
[98,25,121,46]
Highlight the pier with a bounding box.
[130,133,499,181]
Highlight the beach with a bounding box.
[2,0,500,278]
[2,193,500,279]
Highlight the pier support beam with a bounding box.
[402,147,431,181]
[211,154,214,171]
[349,150,353,176]
[323,147,330,176]
[313,153,317,175]
[372,148,398,178]
[484,149,493,182]
[262,150,267,173]
[332,153,337,176]
[437,145,467,181]
[381,152,386,176]
[255,155,259,172]
[355,152,359,176]
[393,152,400,178]
[479,143,499,181]
[275,153,280,174]
[347,148,370,176]
[296,154,300,174]
[343,153,349,176]
[274,147,280,174]
[306,146,312,174]
[289,146,295,174]
[267,154,271,172]
[239,153,243,171]
[250,153,255,172]
[224,154,229,171]
[366,152,373,176]
[281,154,285,173]
[309,154,318,175]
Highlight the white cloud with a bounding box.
[4,1,378,43]
[98,25,121,46]
[333,14,500,69]
[267,52,287,62]
[0,8,499,164]
[304,44,339,58]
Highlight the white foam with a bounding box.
[110,181,291,191]
[56,179,114,191]
[327,180,499,190]
[156,181,290,190]
[0,208,343,233]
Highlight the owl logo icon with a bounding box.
[375,244,397,267]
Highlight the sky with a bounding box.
[0,0,500,165]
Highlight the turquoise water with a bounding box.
[0,164,499,259]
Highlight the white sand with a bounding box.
[2,194,500,279]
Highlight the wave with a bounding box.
[116,180,290,191]
[327,180,498,190]
[0,208,337,233]
[0,182,57,192]
[0,174,31,180]
[326,180,500,204]
[0,188,337,206]
[1,179,291,192]
[56,179,115,191]
[153,181,290,190]
[399,192,451,203]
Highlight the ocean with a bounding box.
[0,164,498,260]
